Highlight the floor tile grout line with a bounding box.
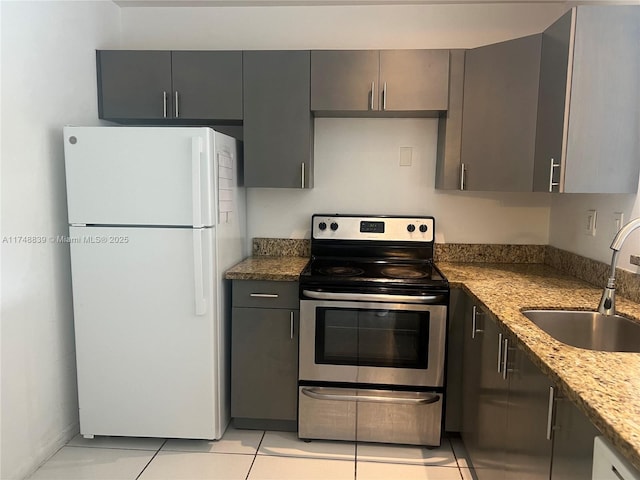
[245,430,266,480]
[134,439,167,480]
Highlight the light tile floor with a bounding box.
[29,427,477,480]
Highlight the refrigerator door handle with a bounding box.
[193,229,207,316]
[191,137,203,228]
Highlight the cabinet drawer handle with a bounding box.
[175,91,180,118]
[471,305,483,339]
[370,81,375,110]
[290,311,294,339]
[497,333,504,373]
[382,82,387,110]
[548,157,560,192]
[301,162,305,189]
[250,293,279,298]
[546,386,555,440]
[502,337,509,380]
[460,163,466,191]
[163,91,168,118]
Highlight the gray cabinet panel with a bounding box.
[532,10,572,193]
[379,50,449,112]
[243,50,313,188]
[435,50,465,190]
[232,280,299,309]
[534,6,640,193]
[550,397,601,480]
[460,34,542,192]
[445,288,468,432]
[231,307,299,422]
[171,51,242,120]
[97,50,172,120]
[311,50,379,112]
[505,347,553,480]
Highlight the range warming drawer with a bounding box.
[298,386,443,446]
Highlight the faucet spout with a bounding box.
[598,217,640,315]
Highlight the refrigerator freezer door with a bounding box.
[69,226,222,439]
[64,126,215,227]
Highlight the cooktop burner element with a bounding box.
[319,266,365,277]
[381,266,428,279]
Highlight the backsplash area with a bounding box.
[251,238,640,304]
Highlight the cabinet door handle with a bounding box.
[301,162,305,189]
[497,333,504,373]
[460,163,466,191]
[250,293,279,298]
[175,91,180,118]
[290,311,294,339]
[471,305,483,339]
[382,82,387,110]
[370,81,375,110]
[163,91,168,118]
[502,337,509,380]
[548,157,560,192]
[546,386,555,440]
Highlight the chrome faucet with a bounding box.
[598,217,640,315]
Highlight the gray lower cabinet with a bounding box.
[310,49,449,114]
[461,301,553,480]
[533,6,640,194]
[550,395,600,480]
[231,280,299,430]
[243,50,314,188]
[97,50,243,121]
[459,34,542,192]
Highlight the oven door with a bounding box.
[299,297,447,387]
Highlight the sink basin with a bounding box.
[521,310,640,353]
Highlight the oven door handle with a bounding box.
[302,290,445,304]
[301,387,440,405]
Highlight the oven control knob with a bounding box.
[407,224,416,232]
[318,222,327,231]
[419,224,428,233]
[330,222,339,231]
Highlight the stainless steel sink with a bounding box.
[521,310,640,353]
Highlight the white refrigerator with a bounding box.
[63,126,246,440]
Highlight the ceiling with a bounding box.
[113,0,636,7]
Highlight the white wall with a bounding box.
[549,189,640,272]
[248,118,551,243]
[120,2,564,246]
[0,2,121,478]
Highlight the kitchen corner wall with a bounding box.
[0,2,121,479]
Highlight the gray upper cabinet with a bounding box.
[533,6,640,193]
[97,50,172,120]
[311,50,449,114]
[243,50,313,188]
[459,34,542,192]
[97,50,243,121]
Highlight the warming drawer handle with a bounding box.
[301,387,440,405]
[302,289,445,304]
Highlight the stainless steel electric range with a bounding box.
[298,214,449,446]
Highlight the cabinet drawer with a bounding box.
[232,280,299,309]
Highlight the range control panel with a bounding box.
[312,215,434,242]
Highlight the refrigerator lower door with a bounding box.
[63,126,218,227]
[69,226,222,439]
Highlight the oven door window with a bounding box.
[315,307,429,369]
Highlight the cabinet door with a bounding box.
[474,317,508,480]
[97,50,172,120]
[532,10,572,193]
[461,301,483,456]
[311,50,379,112]
[550,396,600,480]
[171,51,242,120]
[505,347,554,480]
[460,35,542,191]
[379,50,449,112]
[231,307,299,421]
[243,50,313,188]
